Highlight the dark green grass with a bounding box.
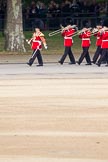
[0,31,96,55]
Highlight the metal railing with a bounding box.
[23,16,102,31]
[0,13,107,31]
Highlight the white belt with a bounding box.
[32,40,41,46]
[102,40,108,42]
[82,38,90,40]
[33,40,41,43]
[64,37,72,39]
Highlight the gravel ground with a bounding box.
[0,54,108,162]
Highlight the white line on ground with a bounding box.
[0,157,107,162]
[0,131,108,137]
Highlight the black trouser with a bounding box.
[28,49,43,65]
[92,46,102,63]
[97,48,108,66]
[60,46,76,64]
[78,47,91,64]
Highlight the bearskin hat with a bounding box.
[82,20,90,28]
[96,20,102,27]
[102,18,108,27]
[65,17,73,26]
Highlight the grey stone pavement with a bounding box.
[0,54,107,79]
[0,62,108,79]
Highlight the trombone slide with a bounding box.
[48,28,62,37]
[48,24,77,37]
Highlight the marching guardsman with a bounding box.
[77,22,92,65]
[27,27,47,66]
[92,23,103,64]
[58,24,77,65]
[96,19,108,67]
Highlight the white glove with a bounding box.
[26,39,30,44]
[44,44,48,49]
[72,25,77,28]
[92,28,98,34]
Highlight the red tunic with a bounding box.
[101,31,108,49]
[31,36,42,50]
[62,28,75,47]
[94,32,102,46]
[79,31,91,47]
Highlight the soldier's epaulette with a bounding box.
[39,32,44,37]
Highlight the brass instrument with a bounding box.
[98,27,108,35]
[91,27,108,36]
[72,30,80,37]
[90,28,98,36]
[48,25,77,37]
[90,25,106,36]
[72,27,92,38]
[48,28,63,37]
[100,27,108,33]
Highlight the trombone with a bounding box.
[48,28,63,37]
[72,27,93,37]
[48,25,77,37]
[90,28,99,36]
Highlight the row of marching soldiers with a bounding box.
[58,19,108,67]
[26,19,108,67]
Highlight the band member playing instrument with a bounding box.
[96,19,108,67]
[77,22,92,65]
[27,27,47,66]
[92,24,103,64]
[58,24,77,65]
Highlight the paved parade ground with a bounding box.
[0,54,108,162]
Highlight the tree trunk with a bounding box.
[4,0,26,52]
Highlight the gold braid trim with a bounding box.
[39,32,45,37]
